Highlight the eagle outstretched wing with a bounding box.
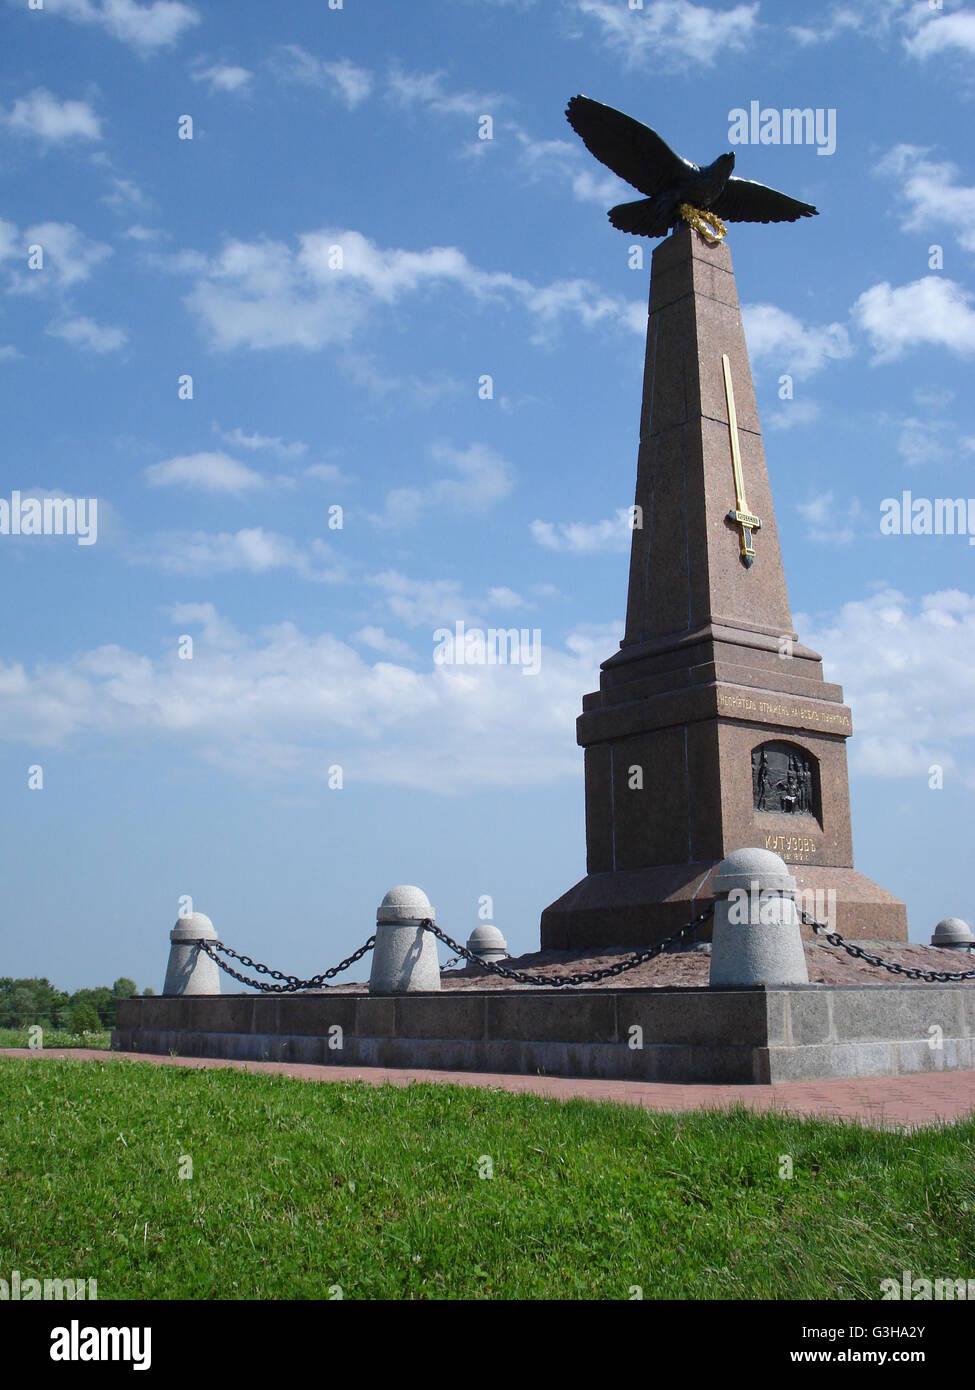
[711,177,818,224]
[565,94,695,198]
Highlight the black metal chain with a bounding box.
[192,901,718,995]
[186,904,975,993]
[198,935,376,994]
[418,904,715,988]
[800,910,975,983]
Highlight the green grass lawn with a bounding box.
[0,1027,111,1051]
[1,1056,973,1300]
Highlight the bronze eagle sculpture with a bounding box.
[566,95,818,242]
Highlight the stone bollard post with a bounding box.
[163,912,222,996]
[369,885,442,995]
[709,848,809,987]
[930,917,975,952]
[465,923,508,965]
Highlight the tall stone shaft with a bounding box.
[541,227,907,950]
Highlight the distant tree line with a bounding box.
[0,977,154,1034]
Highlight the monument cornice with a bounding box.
[608,619,822,667]
[577,680,853,748]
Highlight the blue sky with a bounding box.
[1,0,974,990]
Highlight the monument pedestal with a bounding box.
[541,227,907,950]
[541,865,909,951]
[115,985,975,1084]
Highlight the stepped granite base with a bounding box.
[114,987,975,1086]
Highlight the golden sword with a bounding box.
[721,352,762,567]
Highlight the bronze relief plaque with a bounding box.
[752,739,819,819]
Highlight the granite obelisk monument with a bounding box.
[541,98,907,950]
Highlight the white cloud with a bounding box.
[1,88,101,142]
[0,605,618,790]
[914,387,954,410]
[144,451,265,495]
[904,8,975,61]
[144,246,208,275]
[531,509,634,554]
[339,352,462,405]
[799,588,975,783]
[193,64,253,94]
[122,224,168,243]
[184,235,365,351]
[795,492,834,527]
[47,316,127,353]
[2,221,113,292]
[743,303,853,378]
[521,278,645,343]
[149,528,339,579]
[896,417,949,469]
[24,579,963,793]
[789,15,863,45]
[875,144,975,255]
[101,177,146,210]
[800,6,974,87]
[386,66,499,118]
[882,401,969,470]
[271,45,373,108]
[575,0,758,69]
[304,462,345,484]
[795,491,863,547]
[487,586,525,610]
[29,222,113,288]
[181,225,642,351]
[40,0,200,53]
[299,229,517,303]
[213,425,307,460]
[352,626,416,662]
[788,0,907,46]
[749,272,975,374]
[369,571,471,630]
[0,219,18,263]
[568,164,629,206]
[852,277,975,362]
[379,442,514,526]
[766,398,821,432]
[323,58,374,109]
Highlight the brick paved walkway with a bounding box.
[4,1048,975,1128]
